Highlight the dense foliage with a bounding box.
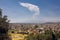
[0,8,10,40]
[25,29,60,40]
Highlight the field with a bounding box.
[8,30,28,40]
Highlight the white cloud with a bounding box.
[19,2,40,18]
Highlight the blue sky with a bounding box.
[0,0,60,23]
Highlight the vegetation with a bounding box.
[0,8,10,40]
[25,29,59,40]
[8,29,28,40]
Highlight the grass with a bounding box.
[8,29,28,40]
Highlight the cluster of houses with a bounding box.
[9,23,60,34]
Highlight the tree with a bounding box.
[25,28,58,40]
[45,29,58,40]
[0,8,10,40]
[34,25,38,29]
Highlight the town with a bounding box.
[8,23,60,40]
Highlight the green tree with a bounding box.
[34,25,38,29]
[0,8,10,40]
[45,29,58,40]
[25,29,58,40]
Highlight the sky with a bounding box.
[0,0,60,23]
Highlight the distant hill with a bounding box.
[9,22,60,26]
[42,22,60,24]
